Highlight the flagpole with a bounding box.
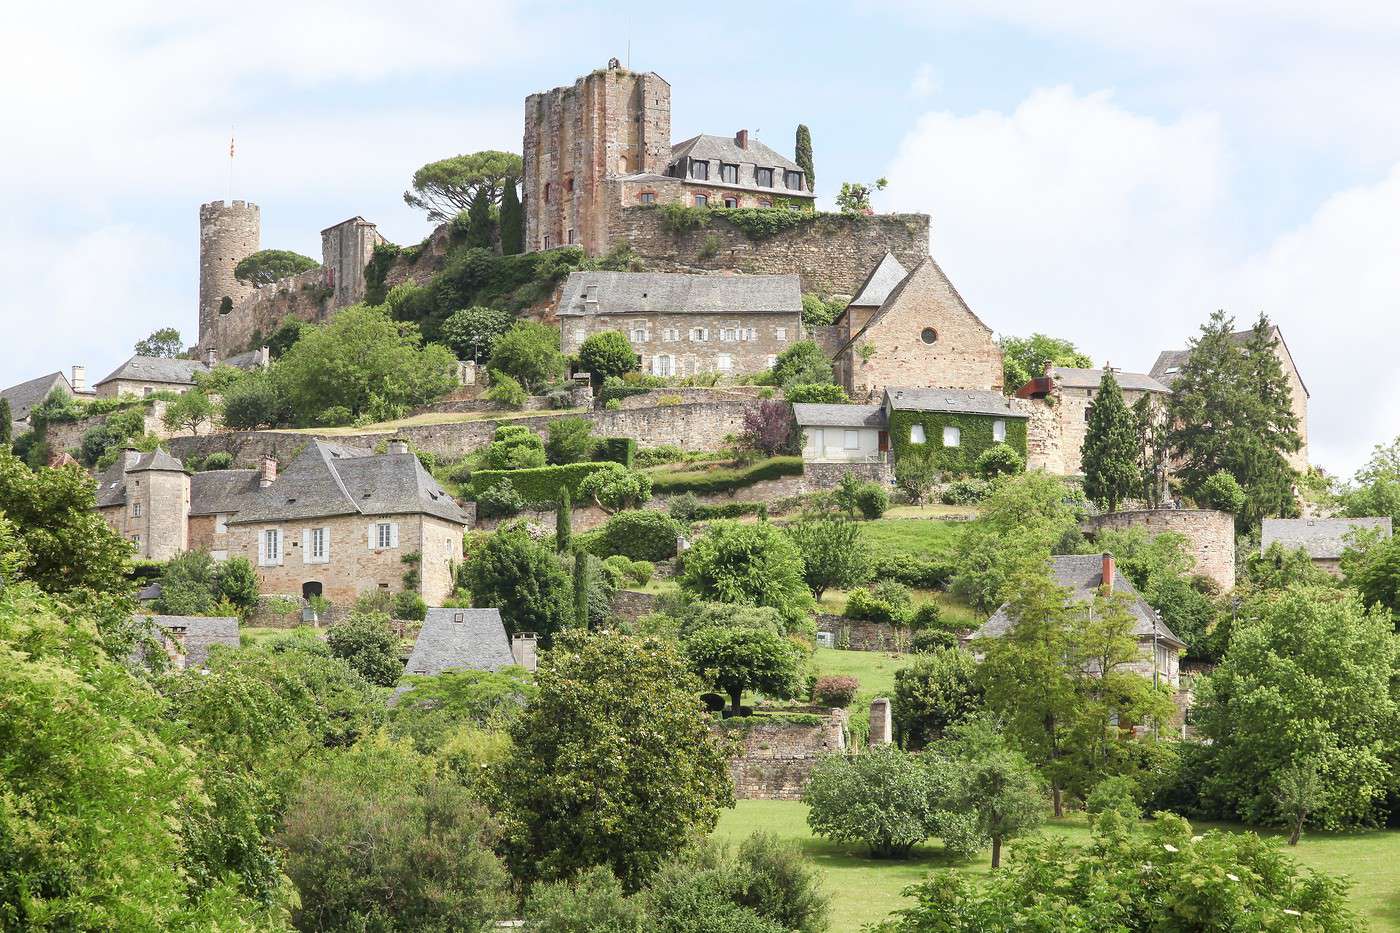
[228,127,235,203]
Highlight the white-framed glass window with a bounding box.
[943,425,961,448]
[910,424,926,444]
[775,327,787,341]
[629,326,646,342]
[720,327,736,342]
[304,526,329,564]
[690,327,708,342]
[132,502,142,518]
[844,430,860,450]
[993,420,1007,442]
[744,327,756,341]
[716,353,734,372]
[132,533,141,548]
[765,354,778,369]
[214,512,229,534]
[259,527,283,567]
[653,354,673,377]
[374,521,397,550]
[663,327,679,342]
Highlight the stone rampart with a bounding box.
[47,399,213,455]
[718,710,847,800]
[609,208,931,297]
[201,267,332,359]
[1082,509,1237,592]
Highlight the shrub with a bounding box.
[637,444,685,468]
[892,647,983,749]
[202,451,234,471]
[940,477,991,505]
[595,437,636,468]
[476,479,525,518]
[909,602,942,630]
[975,443,1024,478]
[911,628,958,652]
[602,555,653,587]
[326,612,401,686]
[591,509,684,561]
[545,417,595,465]
[578,331,640,380]
[667,492,702,522]
[869,554,952,589]
[844,580,913,625]
[741,400,796,457]
[812,675,859,708]
[604,398,622,411]
[392,591,428,621]
[483,370,528,408]
[784,383,848,404]
[803,745,934,858]
[679,521,814,626]
[894,453,939,505]
[524,864,647,933]
[482,424,547,470]
[1197,469,1246,514]
[649,456,804,496]
[215,556,260,616]
[1085,775,1143,826]
[577,464,652,511]
[855,482,889,519]
[729,832,831,933]
[467,462,620,503]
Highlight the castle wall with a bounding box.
[1082,508,1236,592]
[321,218,383,309]
[199,201,260,348]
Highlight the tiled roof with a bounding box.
[791,403,887,428]
[402,608,516,677]
[94,355,209,388]
[1261,517,1392,560]
[94,446,186,508]
[129,448,187,473]
[132,614,240,668]
[228,439,468,525]
[884,387,1029,418]
[189,469,260,516]
[1149,325,1308,397]
[2,371,71,421]
[558,271,802,317]
[847,253,909,309]
[1052,367,1171,394]
[976,554,1184,648]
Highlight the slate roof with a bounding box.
[129,448,186,473]
[1261,517,1393,560]
[228,439,468,526]
[835,257,995,358]
[223,348,269,371]
[792,403,887,428]
[976,554,1185,649]
[189,469,260,516]
[846,253,909,309]
[2,371,72,422]
[670,133,805,174]
[1149,325,1308,397]
[883,387,1029,419]
[133,614,240,668]
[94,447,188,509]
[558,271,802,317]
[402,608,516,677]
[1052,367,1171,394]
[94,355,209,389]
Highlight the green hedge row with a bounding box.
[649,456,803,495]
[466,462,617,503]
[597,384,653,406]
[594,437,635,468]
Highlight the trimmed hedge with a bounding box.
[596,383,653,406]
[466,462,617,503]
[649,456,803,496]
[594,437,635,468]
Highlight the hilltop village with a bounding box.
[6,58,1400,932]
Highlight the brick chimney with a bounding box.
[511,631,538,672]
[258,455,277,488]
[205,348,218,367]
[1102,552,1116,593]
[257,346,270,368]
[735,129,749,150]
[71,365,86,394]
[387,438,409,455]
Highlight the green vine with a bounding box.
[401,550,422,591]
[363,242,400,305]
[659,203,711,234]
[888,409,1028,476]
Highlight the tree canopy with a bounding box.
[134,326,183,358]
[403,151,524,223]
[488,320,565,393]
[998,333,1092,394]
[233,249,320,287]
[1081,369,1140,512]
[578,330,640,380]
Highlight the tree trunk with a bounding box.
[1288,815,1303,846]
[729,688,743,716]
[1052,783,1064,818]
[991,836,1003,869]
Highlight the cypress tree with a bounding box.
[0,398,11,447]
[465,194,493,250]
[795,125,815,191]
[1081,368,1140,512]
[572,548,590,629]
[556,486,572,553]
[499,179,524,255]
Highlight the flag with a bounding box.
[229,136,235,158]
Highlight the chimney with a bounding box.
[511,631,538,672]
[1042,359,1055,377]
[122,446,141,472]
[735,129,749,150]
[258,345,270,368]
[205,348,218,367]
[387,438,409,455]
[258,455,277,488]
[1102,552,1116,593]
[71,365,86,394]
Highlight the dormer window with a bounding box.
[720,163,738,184]
[690,159,709,180]
[755,168,774,188]
[784,170,804,190]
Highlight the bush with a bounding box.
[591,509,684,561]
[894,453,939,505]
[911,629,958,653]
[679,521,814,626]
[667,492,702,522]
[202,451,234,471]
[604,398,622,411]
[869,554,952,589]
[326,612,402,686]
[482,424,547,470]
[812,675,859,708]
[483,370,528,408]
[844,581,913,625]
[909,602,942,630]
[1198,469,1246,514]
[729,832,831,933]
[1085,775,1143,826]
[803,745,935,858]
[545,417,595,465]
[785,383,848,404]
[940,477,991,505]
[476,479,526,518]
[393,591,428,621]
[467,462,620,503]
[892,648,983,749]
[855,482,889,519]
[524,864,647,933]
[595,437,636,468]
[215,556,260,616]
[975,443,1024,478]
[578,331,640,380]
[577,463,652,511]
[637,444,685,468]
[602,555,654,587]
[649,456,804,496]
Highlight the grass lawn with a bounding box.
[238,625,318,648]
[810,646,916,700]
[858,518,962,562]
[714,800,1400,932]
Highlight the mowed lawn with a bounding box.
[714,800,1400,932]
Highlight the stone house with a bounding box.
[1150,324,1309,470]
[1,366,90,432]
[792,403,890,487]
[884,387,1029,476]
[558,271,802,378]
[831,254,1003,401]
[401,608,523,677]
[1260,517,1392,574]
[93,356,211,398]
[972,553,1186,688]
[131,614,240,670]
[96,448,193,560]
[1014,366,1171,477]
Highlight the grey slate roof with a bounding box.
[558,271,802,317]
[94,447,187,508]
[228,439,468,526]
[2,371,72,422]
[189,469,260,516]
[95,355,209,389]
[976,554,1185,648]
[133,614,240,668]
[1149,325,1308,397]
[670,133,804,174]
[884,387,1029,419]
[402,608,516,677]
[223,349,268,371]
[129,448,186,473]
[1261,517,1392,560]
[792,403,887,428]
[847,253,909,309]
[1053,367,1171,394]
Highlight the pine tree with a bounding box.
[795,125,814,191]
[556,486,572,553]
[0,398,11,447]
[1081,369,1140,512]
[572,547,590,629]
[499,179,523,255]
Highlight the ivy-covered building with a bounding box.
[883,387,1028,475]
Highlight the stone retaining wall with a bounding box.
[609,590,661,621]
[802,460,892,489]
[815,614,913,652]
[718,710,847,800]
[1082,509,1236,592]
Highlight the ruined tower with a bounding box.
[198,200,260,348]
[522,60,671,255]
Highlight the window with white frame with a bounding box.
[690,327,708,342]
[132,533,141,548]
[653,354,673,377]
[629,326,647,342]
[663,327,679,342]
[943,425,961,447]
[775,326,787,341]
[215,513,229,534]
[304,526,329,564]
[259,528,283,566]
[720,327,737,342]
[132,502,142,518]
[910,424,926,444]
[765,355,777,368]
[844,430,860,450]
[716,353,734,372]
[374,522,396,549]
[993,420,1007,442]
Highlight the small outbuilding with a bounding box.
[131,614,240,670]
[402,608,519,677]
[1260,517,1393,574]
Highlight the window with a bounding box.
[639,191,656,204]
[260,528,283,567]
[720,163,738,183]
[690,327,709,342]
[544,182,551,203]
[305,527,328,564]
[943,426,961,447]
[693,194,708,207]
[653,354,673,377]
[720,327,737,342]
[132,533,141,548]
[690,159,709,180]
[1084,407,1092,423]
[910,424,926,444]
[993,419,1007,442]
[921,327,938,344]
[214,513,229,534]
[630,326,647,342]
[662,327,678,342]
[755,167,774,187]
[542,235,551,249]
[784,170,804,189]
[132,502,142,518]
[766,354,777,368]
[723,197,738,208]
[716,353,734,372]
[844,430,860,450]
[775,326,787,341]
[565,177,574,193]
[373,522,397,549]
[757,197,772,208]
[746,327,757,341]
[567,228,575,244]
[143,386,153,396]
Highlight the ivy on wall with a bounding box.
[888,408,1027,476]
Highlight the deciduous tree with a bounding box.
[464,525,573,641]
[784,514,868,598]
[488,320,565,393]
[442,306,515,363]
[683,619,804,715]
[161,388,215,435]
[134,326,184,358]
[232,249,319,287]
[998,333,1092,395]
[679,520,813,624]
[579,330,640,380]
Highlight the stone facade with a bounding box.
[834,259,1003,400]
[815,615,913,652]
[720,711,847,800]
[199,200,260,350]
[801,460,893,488]
[1082,509,1236,592]
[567,311,799,379]
[97,458,190,561]
[320,217,384,308]
[1020,396,1063,474]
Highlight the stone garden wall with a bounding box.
[718,710,847,800]
[815,614,913,652]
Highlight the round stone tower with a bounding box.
[198,200,260,348]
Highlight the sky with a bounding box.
[3,0,1399,478]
